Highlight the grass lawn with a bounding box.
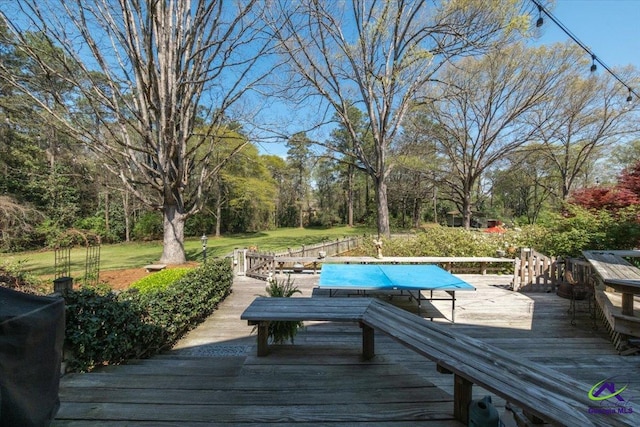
[3,226,371,277]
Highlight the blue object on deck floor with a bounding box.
[468,396,501,427]
[318,264,475,322]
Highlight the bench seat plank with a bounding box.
[241,296,640,426]
[584,251,640,283]
[241,297,375,358]
[241,297,371,323]
[584,251,640,318]
[361,300,630,426]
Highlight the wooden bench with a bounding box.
[241,297,375,358]
[242,297,640,426]
[584,251,640,316]
[144,264,167,272]
[583,251,640,352]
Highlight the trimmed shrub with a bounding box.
[127,260,233,348]
[62,259,233,372]
[63,284,163,372]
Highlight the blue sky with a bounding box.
[534,0,640,70]
[259,0,640,158]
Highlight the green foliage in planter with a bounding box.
[261,274,303,344]
[125,259,233,348]
[63,284,163,372]
[62,259,233,372]
[129,268,192,293]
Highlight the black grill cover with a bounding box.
[0,287,65,427]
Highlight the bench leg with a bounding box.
[360,322,375,360]
[256,321,270,356]
[622,293,634,317]
[453,374,472,424]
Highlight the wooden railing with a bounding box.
[512,248,593,293]
[238,241,596,293]
[277,236,366,258]
[232,236,366,279]
[512,248,556,292]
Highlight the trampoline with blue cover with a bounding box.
[318,264,475,322]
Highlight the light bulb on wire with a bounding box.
[536,6,544,27]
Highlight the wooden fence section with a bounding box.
[233,236,366,279]
[277,236,365,258]
[241,255,513,281]
[512,249,594,293]
[238,240,602,293]
[512,248,557,292]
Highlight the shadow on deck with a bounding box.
[52,274,640,426]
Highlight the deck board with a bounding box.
[52,273,640,426]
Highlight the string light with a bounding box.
[536,6,544,27]
[531,0,637,103]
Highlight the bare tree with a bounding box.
[0,196,44,246]
[423,43,580,228]
[1,0,269,263]
[266,0,528,237]
[529,63,640,201]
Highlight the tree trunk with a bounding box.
[215,200,222,237]
[298,201,304,228]
[160,204,187,264]
[413,198,422,228]
[214,178,222,237]
[562,175,571,201]
[122,191,130,242]
[347,164,354,227]
[375,176,390,238]
[104,192,110,235]
[462,192,473,230]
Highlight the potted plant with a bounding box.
[262,274,304,344]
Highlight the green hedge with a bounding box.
[62,259,233,372]
[356,208,640,260]
[129,267,192,293]
[63,285,163,372]
[128,260,233,347]
[515,205,640,257]
[355,226,513,258]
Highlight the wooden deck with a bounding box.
[52,274,640,426]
